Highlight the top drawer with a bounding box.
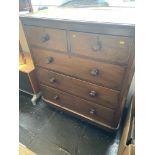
[69,31,133,65]
[24,25,67,52]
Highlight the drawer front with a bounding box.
[24,25,67,52]
[37,67,119,109]
[32,48,125,90]
[41,84,115,126]
[69,31,133,65]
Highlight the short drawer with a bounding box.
[24,25,67,52]
[41,84,115,127]
[36,67,120,109]
[69,31,133,65]
[32,48,125,90]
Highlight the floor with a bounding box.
[19,91,121,155]
[19,143,37,155]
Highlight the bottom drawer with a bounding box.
[40,84,116,130]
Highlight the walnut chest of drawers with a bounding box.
[20,16,135,131]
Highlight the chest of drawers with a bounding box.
[20,16,135,131]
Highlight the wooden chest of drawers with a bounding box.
[20,16,134,131]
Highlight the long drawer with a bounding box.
[24,25,67,52]
[41,84,115,127]
[69,31,133,65]
[36,67,119,109]
[32,48,125,90]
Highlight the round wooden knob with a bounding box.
[49,78,56,83]
[89,91,97,97]
[89,109,96,115]
[53,95,59,100]
[41,34,49,43]
[90,69,99,76]
[46,57,54,64]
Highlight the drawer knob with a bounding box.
[41,34,49,43]
[89,109,96,115]
[53,95,59,100]
[46,57,54,64]
[49,78,56,83]
[90,69,99,76]
[89,90,97,97]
